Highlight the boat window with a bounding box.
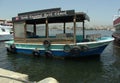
[36,24,45,37]
[49,23,63,37]
[26,24,34,38]
[14,22,25,38]
[26,24,46,38]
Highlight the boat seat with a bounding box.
[86,34,101,41]
[81,39,90,42]
[76,35,83,42]
[56,33,67,39]
[66,33,73,38]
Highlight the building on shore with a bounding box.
[0,19,12,26]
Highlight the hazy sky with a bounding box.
[0,0,119,26]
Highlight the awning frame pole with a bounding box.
[83,20,85,39]
[46,18,49,38]
[73,16,76,44]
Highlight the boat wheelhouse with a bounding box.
[5,8,114,57]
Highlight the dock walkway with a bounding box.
[0,68,29,83]
[0,68,58,83]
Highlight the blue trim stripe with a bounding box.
[16,44,107,57]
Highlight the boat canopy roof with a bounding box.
[12,8,90,24]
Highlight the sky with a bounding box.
[0,0,120,27]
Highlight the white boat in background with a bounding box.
[0,24,13,41]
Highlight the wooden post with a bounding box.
[46,19,49,38]
[73,16,76,44]
[63,22,66,33]
[13,23,15,39]
[33,23,36,35]
[24,22,27,42]
[83,20,85,39]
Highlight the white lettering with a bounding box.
[20,11,68,20]
[29,14,43,19]
[20,15,28,20]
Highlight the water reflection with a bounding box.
[6,53,104,83]
[112,42,120,83]
[100,42,120,83]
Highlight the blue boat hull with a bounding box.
[14,44,107,57]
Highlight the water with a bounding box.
[0,30,120,83]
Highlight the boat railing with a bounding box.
[14,34,102,44]
[14,37,74,44]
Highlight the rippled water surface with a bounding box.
[0,30,120,83]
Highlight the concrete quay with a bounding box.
[0,68,58,83]
[0,68,29,83]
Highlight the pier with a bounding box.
[0,68,29,83]
[0,68,58,83]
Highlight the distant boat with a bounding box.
[0,24,13,41]
[112,9,120,44]
[5,8,114,58]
